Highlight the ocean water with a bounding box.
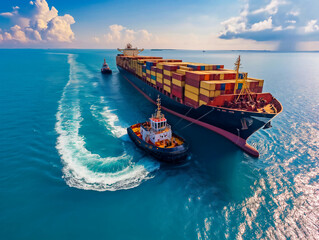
[0,49,318,240]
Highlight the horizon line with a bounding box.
[0,48,318,53]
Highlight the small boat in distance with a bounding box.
[101,59,112,74]
[127,96,189,163]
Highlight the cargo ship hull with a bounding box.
[118,66,277,157]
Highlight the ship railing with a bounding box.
[150,124,171,134]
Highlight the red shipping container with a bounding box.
[199,94,213,103]
[172,84,183,94]
[257,86,263,93]
[164,75,172,81]
[251,82,258,88]
[186,72,205,81]
[184,97,199,108]
[157,68,163,74]
[185,78,200,88]
[172,73,185,81]
[156,82,163,88]
[213,74,220,80]
[164,65,179,71]
[225,90,233,94]
[172,88,183,99]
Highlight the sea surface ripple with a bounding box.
[0,49,318,240]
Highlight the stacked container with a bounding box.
[116,54,264,108]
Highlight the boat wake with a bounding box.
[55,54,159,191]
[90,97,127,139]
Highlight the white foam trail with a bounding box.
[55,54,159,191]
[90,102,127,138]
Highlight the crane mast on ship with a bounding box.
[233,55,253,102]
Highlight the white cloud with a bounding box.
[0,0,75,44]
[0,12,15,17]
[304,20,319,33]
[0,6,19,18]
[219,0,319,50]
[106,24,124,42]
[285,25,295,30]
[288,10,299,16]
[219,4,249,36]
[252,0,287,15]
[105,24,153,47]
[273,26,283,31]
[92,37,100,43]
[286,20,296,24]
[44,14,75,42]
[250,17,273,31]
[8,25,28,42]
[4,32,13,40]
[140,29,152,42]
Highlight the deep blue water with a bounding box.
[0,49,318,240]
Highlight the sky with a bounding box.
[0,0,318,50]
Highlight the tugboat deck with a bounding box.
[130,123,184,149]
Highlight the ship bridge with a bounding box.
[117,43,144,56]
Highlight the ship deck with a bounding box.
[131,124,184,149]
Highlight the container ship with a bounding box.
[116,44,282,157]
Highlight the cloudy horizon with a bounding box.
[0,0,318,51]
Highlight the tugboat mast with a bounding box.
[156,95,162,119]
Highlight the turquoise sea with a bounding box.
[0,49,318,240]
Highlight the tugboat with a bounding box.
[127,96,189,163]
[101,59,112,74]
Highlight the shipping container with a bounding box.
[172,85,184,99]
[172,78,185,87]
[199,100,207,106]
[184,97,199,108]
[184,90,199,102]
[163,85,171,93]
[164,79,171,86]
[185,84,200,95]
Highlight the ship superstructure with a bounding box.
[140,97,172,145]
[127,96,189,162]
